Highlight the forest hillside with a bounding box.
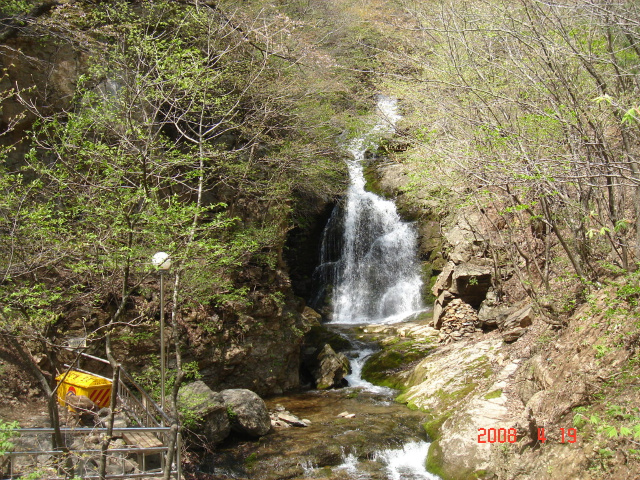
[1,1,640,479]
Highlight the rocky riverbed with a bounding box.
[353,291,640,480]
[198,320,439,480]
[209,389,432,480]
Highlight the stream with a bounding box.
[209,325,439,480]
[206,97,440,479]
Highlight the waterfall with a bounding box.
[312,96,423,324]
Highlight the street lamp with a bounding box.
[152,252,171,413]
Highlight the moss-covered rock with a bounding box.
[361,339,433,389]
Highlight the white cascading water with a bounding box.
[332,442,439,480]
[305,96,439,480]
[306,97,439,480]
[312,96,424,324]
[374,441,439,480]
[343,346,395,396]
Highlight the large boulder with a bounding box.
[431,261,455,297]
[177,381,230,444]
[500,303,534,343]
[314,344,350,390]
[432,290,454,329]
[477,293,513,329]
[220,389,271,437]
[300,317,353,388]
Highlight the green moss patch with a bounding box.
[484,389,503,400]
[361,340,433,389]
[423,411,453,441]
[426,439,446,478]
[434,383,478,405]
[363,163,385,197]
[426,438,488,480]
[464,355,493,378]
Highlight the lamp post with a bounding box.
[152,252,171,413]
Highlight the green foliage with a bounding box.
[133,359,202,405]
[114,329,154,344]
[381,0,640,290]
[617,282,640,306]
[0,0,30,16]
[573,413,587,429]
[594,344,612,359]
[16,472,82,480]
[0,0,353,387]
[175,390,206,430]
[483,389,502,400]
[0,420,19,455]
[598,448,615,459]
[622,107,640,125]
[573,404,640,445]
[245,451,258,469]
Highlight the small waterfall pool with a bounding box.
[283,96,436,479]
[207,97,439,479]
[292,96,436,479]
[322,326,438,480]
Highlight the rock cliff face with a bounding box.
[0,29,85,167]
[361,294,640,480]
[364,151,640,479]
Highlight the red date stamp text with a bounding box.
[477,427,577,444]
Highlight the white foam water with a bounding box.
[344,347,396,396]
[374,441,439,480]
[327,441,438,480]
[315,96,424,325]
[334,452,366,478]
[304,97,439,480]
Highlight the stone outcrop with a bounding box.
[443,212,488,264]
[127,382,276,446]
[177,381,230,444]
[300,307,352,388]
[477,291,513,329]
[432,260,492,329]
[220,388,271,437]
[478,299,534,342]
[269,405,310,428]
[427,208,497,330]
[366,283,639,480]
[500,303,533,342]
[313,344,350,389]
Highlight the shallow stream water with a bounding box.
[208,324,439,480]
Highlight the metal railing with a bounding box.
[117,368,171,429]
[1,353,182,480]
[1,427,181,479]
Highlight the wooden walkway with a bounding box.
[122,430,164,472]
[122,431,163,449]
